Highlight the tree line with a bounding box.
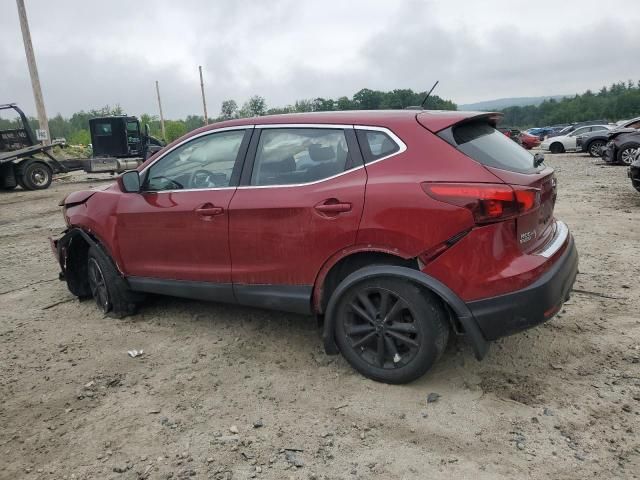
[3,82,640,144]
[500,80,640,127]
[0,88,455,144]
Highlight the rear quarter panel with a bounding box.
[356,120,505,257]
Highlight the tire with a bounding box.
[617,144,640,166]
[334,277,449,384]
[549,143,565,154]
[19,161,53,190]
[87,245,139,318]
[587,140,606,158]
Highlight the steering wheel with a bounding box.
[189,169,218,188]
[149,175,183,190]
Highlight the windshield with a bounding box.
[441,120,540,174]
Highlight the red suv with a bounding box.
[52,110,578,384]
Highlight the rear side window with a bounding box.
[440,121,539,174]
[356,129,400,163]
[251,128,350,186]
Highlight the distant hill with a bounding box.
[459,95,569,111]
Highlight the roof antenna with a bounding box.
[420,80,439,109]
[405,80,439,110]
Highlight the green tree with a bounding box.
[239,95,267,117]
[164,120,187,142]
[220,100,238,120]
[68,129,91,145]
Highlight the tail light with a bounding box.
[422,182,540,224]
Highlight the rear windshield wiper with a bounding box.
[533,152,545,168]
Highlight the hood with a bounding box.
[59,183,112,207]
[608,128,640,140]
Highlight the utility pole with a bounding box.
[199,66,208,125]
[16,0,50,145]
[155,80,166,141]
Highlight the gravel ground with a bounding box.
[1,153,639,480]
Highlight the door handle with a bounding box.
[314,200,352,214]
[195,204,224,216]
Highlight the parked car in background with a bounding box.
[528,126,559,140]
[540,125,611,153]
[576,130,612,157]
[498,127,523,145]
[628,149,640,192]
[576,117,640,157]
[603,129,640,165]
[51,109,578,384]
[519,131,541,150]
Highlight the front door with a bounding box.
[228,126,366,312]
[115,128,251,285]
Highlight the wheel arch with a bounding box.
[549,141,564,152]
[56,227,123,296]
[321,264,489,360]
[312,247,418,314]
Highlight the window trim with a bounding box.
[138,123,407,192]
[139,126,252,193]
[356,128,402,164]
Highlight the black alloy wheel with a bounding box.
[334,277,449,384]
[343,286,421,369]
[88,256,110,313]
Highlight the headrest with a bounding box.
[308,144,334,162]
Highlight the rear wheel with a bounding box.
[587,140,606,157]
[87,245,139,318]
[618,145,639,165]
[549,143,565,154]
[19,161,52,190]
[334,277,449,384]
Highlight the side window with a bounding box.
[94,123,112,136]
[143,130,245,191]
[591,126,606,132]
[251,128,350,186]
[627,121,640,129]
[356,129,400,163]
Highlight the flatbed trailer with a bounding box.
[1,103,162,191]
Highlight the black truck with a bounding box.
[0,103,163,191]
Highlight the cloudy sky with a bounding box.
[1,0,639,119]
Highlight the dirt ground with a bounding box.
[1,153,639,480]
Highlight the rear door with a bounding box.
[228,125,366,312]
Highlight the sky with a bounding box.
[1,0,640,119]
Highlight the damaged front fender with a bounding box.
[49,228,98,297]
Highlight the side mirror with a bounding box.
[118,170,141,193]
[144,123,150,137]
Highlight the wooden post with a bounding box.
[199,66,208,125]
[16,0,50,145]
[155,80,166,141]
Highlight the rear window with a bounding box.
[441,121,539,174]
[356,129,400,163]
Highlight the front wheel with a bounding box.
[618,145,639,165]
[87,245,140,318]
[334,277,449,384]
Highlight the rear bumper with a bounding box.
[466,233,578,341]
